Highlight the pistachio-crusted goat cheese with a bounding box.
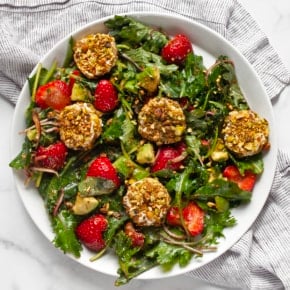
[73,33,117,78]
[59,102,102,150]
[138,97,186,145]
[222,110,269,157]
[123,177,171,227]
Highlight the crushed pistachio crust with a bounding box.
[222,110,269,157]
[73,33,117,78]
[123,177,171,227]
[59,102,102,150]
[138,97,186,145]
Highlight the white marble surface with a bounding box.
[2,0,290,289]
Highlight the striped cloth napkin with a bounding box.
[1,1,290,289]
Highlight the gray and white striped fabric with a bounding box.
[1,1,290,289]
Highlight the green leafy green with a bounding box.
[52,210,82,257]
[9,137,33,169]
[206,56,248,110]
[105,216,128,245]
[44,154,87,214]
[102,108,125,143]
[159,53,206,99]
[193,178,252,203]
[28,61,57,98]
[121,47,178,75]
[231,153,264,175]
[203,209,236,245]
[146,241,192,270]
[113,231,157,286]
[63,36,74,67]
[105,15,168,54]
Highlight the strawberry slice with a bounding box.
[151,144,186,173]
[35,80,71,110]
[161,34,193,65]
[86,156,121,188]
[166,206,181,226]
[75,214,108,251]
[166,202,204,236]
[182,202,204,236]
[124,222,145,247]
[179,97,195,111]
[34,141,67,171]
[223,165,257,192]
[94,79,119,112]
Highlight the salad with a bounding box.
[10,15,270,285]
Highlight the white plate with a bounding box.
[10,12,277,280]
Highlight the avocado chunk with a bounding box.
[70,82,93,102]
[72,193,99,215]
[136,143,155,164]
[211,138,229,162]
[137,66,160,94]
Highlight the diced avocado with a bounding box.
[132,167,150,180]
[26,128,37,141]
[137,66,160,94]
[113,155,149,180]
[78,177,116,196]
[113,156,135,178]
[70,82,93,102]
[215,196,229,212]
[136,143,155,164]
[72,193,99,215]
[211,138,229,162]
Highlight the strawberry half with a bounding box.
[35,80,71,110]
[151,144,186,173]
[86,156,121,188]
[34,141,67,171]
[75,214,108,251]
[161,34,193,65]
[223,165,257,192]
[166,202,204,236]
[94,79,119,112]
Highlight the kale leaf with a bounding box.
[52,210,82,257]
[146,241,192,271]
[113,231,157,286]
[105,15,168,54]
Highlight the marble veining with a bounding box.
[1,0,290,289]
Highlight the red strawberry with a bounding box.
[161,34,193,65]
[166,202,204,236]
[75,214,108,251]
[223,165,257,192]
[94,79,119,112]
[35,80,71,110]
[179,97,195,111]
[124,222,145,247]
[182,202,204,236]
[86,156,121,188]
[151,145,185,173]
[175,141,187,155]
[34,141,67,171]
[166,206,181,226]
